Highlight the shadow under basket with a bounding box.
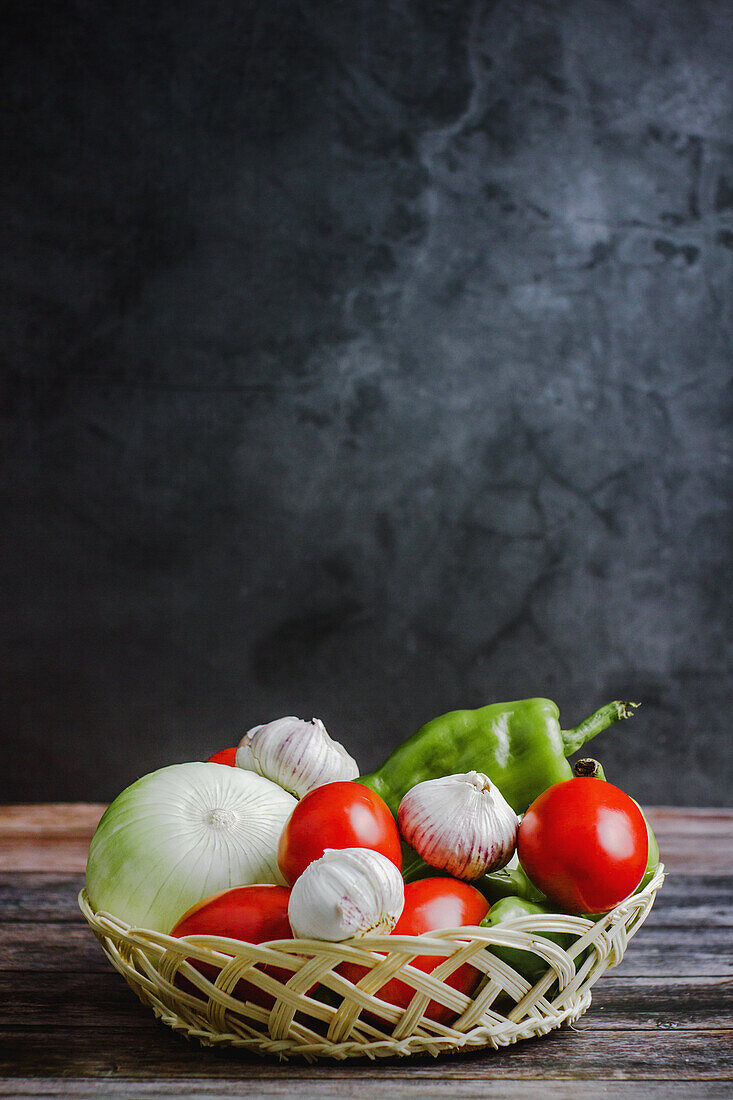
[79,865,664,1062]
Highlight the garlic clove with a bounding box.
[398,771,520,881]
[287,847,405,941]
[235,716,358,798]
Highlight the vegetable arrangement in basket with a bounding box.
[83,699,663,1054]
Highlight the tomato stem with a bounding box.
[573,757,607,779]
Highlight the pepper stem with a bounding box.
[561,701,640,756]
[573,757,607,780]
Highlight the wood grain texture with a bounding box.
[0,805,731,1094]
[0,805,105,872]
[1,1026,731,1080]
[0,1085,731,1100]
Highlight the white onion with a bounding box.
[85,762,296,932]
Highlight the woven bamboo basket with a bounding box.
[79,864,663,1061]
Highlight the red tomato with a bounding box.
[277,781,402,885]
[206,747,238,766]
[341,878,489,1025]
[517,778,648,914]
[171,884,292,1007]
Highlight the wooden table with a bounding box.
[1,806,731,1098]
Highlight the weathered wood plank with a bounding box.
[649,841,732,876]
[1,1081,731,1099]
[0,806,105,833]
[2,973,730,1032]
[643,809,733,875]
[0,923,108,970]
[607,928,733,977]
[645,808,733,829]
[0,972,138,1028]
[1,922,730,976]
[0,806,105,872]
[0,875,86,921]
[0,1026,730,1080]
[584,975,733,1029]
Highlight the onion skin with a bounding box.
[85,762,296,932]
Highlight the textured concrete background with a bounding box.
[2,0,731,803]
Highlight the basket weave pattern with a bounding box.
[79,865,663,1061]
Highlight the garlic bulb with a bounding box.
[287,848,404,941]
[236,716,358,798]
[398,771,520,880]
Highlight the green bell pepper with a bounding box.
[402,849,548,904]
[572,757,660,890]
[473,861,548,905]
[359,698,639,815]
[480,896,571,984]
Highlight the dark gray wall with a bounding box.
[2,0,731,805]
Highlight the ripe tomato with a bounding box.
[341,878,489,1024]
[517,777,648,914]
[277,781,402,885]
[171,884,292,1007]
[206,748,238,766]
